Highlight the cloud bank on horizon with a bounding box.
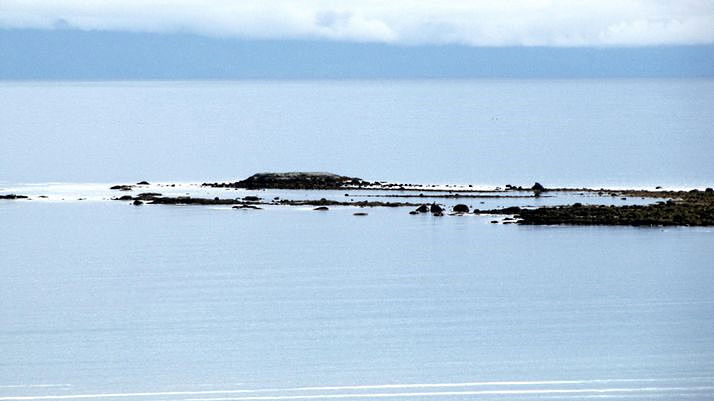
[1,0,713,47]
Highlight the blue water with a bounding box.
[1,79,713,187]
[1,80,714,400]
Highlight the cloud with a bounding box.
[1,0,713,46]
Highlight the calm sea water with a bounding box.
[0,79,713,187]
[1,80,713,400]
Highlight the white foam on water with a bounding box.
[1,379,711,401]
[0,385,71,389]
[181,386,714,401]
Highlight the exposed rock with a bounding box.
[110,185,133,191]
[532,182,546,191]
[233,204,261,210]
[243,196,261,202]
[353,212,368,216]
[409,211,419,215]
[204,172,365,190]
[415,204,429,213]
[133,200,143,206]
[136,181,150,185]
[453,204,469,213]
[0,194,28,200]
[313,206,329,211]
[430,203,443,213]
[517,192,714,226]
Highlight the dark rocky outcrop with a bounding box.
[414,204,429,213]
[430,203,443,213]
[0,194,28,200]
[133,200,143,206]
[532,182,546,191]
[353,212,368,216]
[110,185,133,191]
[314,206,329,211]
[243,196,261,202]
[136,181,150,185]
[233,204,261,209]
[453,204,469,213]
[203,172,365,190]
[517,200,714,226]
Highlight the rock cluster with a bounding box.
[203,172,366,190]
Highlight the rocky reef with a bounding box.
[514,190,714,226]
[101,173,714,227]
[203,172,366,190]
[476,190,714,226]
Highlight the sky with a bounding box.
[1,1,713,78]
[2,0,714,46]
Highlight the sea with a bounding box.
[1,79,713,400]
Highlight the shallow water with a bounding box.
[1,192,713,400]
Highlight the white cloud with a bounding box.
[1,0,713,46]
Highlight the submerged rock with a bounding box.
[353,212,368,216]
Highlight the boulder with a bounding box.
[110,185,133,191]
[353,212,368,216]
[453,204,469,213]
[430,203,443,213]
[415,204,429,213]
[532,182,545,191]
[313,206,329,211]
[136,181,150,185]
[132,200,143,206]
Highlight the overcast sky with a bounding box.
[2,0,713,46]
